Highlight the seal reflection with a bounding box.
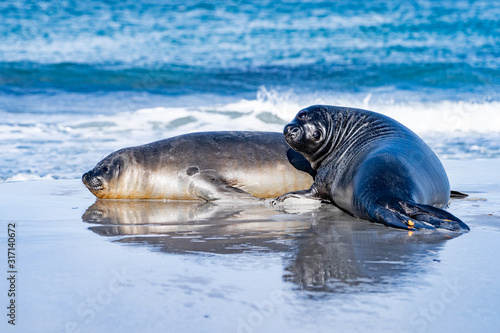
[82,200,461,292]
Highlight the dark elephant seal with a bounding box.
[82,131,314,200]
[272,105,469,232]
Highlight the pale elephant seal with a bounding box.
[82,131,314,200]
[272,105,469,232]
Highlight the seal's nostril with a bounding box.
[82,171,92,183]
[284,124,299,136]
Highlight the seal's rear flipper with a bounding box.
[372,204,469,232]
[373,208,436,230]
[450,190,468,199]
[407,203,470,231]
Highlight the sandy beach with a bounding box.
[1,158,499,333]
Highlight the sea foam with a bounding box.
[1,88,499,182]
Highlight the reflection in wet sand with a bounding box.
[284,216,456,292]
[83,200,311,253]
[82,200,461,292]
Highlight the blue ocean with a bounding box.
[1,0,499,181]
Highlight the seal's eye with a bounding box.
[297,111,307,120]
[101,166,110,174]
[312,130,322,140]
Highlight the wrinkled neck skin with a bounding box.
[296,108,399,200]
[308,108,400,179]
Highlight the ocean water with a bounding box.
[1,0,499,181]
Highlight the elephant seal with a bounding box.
[272,105,469,232]
[82,131,314,200]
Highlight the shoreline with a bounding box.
[2,157,498,217]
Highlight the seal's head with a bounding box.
[82,150,125,199]
[284,105,333,169]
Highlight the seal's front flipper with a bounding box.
[407,203,470,231]
[270,185,321,205]
[286,148,316,178]
[188,169,259,201]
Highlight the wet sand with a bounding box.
[1,159,499,333]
